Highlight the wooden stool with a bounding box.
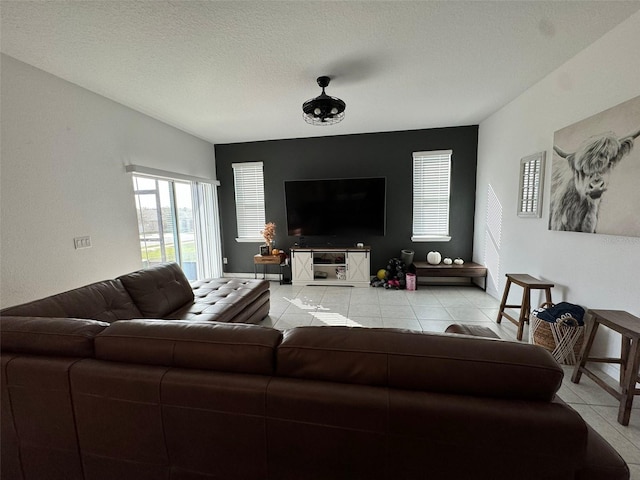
[572,309,640,426]
[496,273,553,341]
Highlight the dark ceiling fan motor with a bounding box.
[302,76,346,125]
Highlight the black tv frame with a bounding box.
[284,177,386,240]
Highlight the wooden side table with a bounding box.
[571,309,640,426]
[253,254,283,283]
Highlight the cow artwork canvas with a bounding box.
[549,94,640,237]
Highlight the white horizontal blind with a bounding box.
[232,162,266,242]
[412,150,452,241]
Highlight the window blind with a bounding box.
[232,162,266,242]
[412,150,452,242]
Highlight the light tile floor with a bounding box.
[262,282,640,478]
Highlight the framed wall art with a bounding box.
[549,95,640,236]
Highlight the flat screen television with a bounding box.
[285,177,386,237]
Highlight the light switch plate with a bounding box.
[74,236,92,249]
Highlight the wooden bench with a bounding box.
[572,309,640,426]
[412,261,487,290]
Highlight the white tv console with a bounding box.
[290,247,371,287]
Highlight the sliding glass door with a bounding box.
[132,175,221,280]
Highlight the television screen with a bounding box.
[285,177,386,237]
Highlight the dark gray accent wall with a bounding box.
[215,126,478,276]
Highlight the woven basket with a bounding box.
[530,302,585,365]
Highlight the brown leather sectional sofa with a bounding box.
[0,264,629,479]
[0,262,270,324]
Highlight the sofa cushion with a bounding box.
[0,280,142,322]
[95,319,282,375]
[167,278,270,323]
[277,326,563,401]
[190,278,270,303]
[1,316,109,357]
[118,263,194,318]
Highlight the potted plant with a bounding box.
[261,222,276,255]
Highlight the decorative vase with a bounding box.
[426,251,442,265]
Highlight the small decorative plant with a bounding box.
[261,222,276,248]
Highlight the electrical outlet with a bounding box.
[223,257,228,264]
[74,236,92,249]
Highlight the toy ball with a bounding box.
[377,269,387,280]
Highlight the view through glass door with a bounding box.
[132,175,213,280]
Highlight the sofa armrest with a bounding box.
[553,398,630,480]
[577,424,630,480]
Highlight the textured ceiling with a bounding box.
[2,1,640,144]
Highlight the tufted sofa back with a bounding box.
[117,262,194,318]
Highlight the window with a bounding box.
[130,168,222,280]
[232,162,266,242]
[412,150,452,242]
[517,151,545,218]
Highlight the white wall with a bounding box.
[0,54,216,307]
[474,12,640,376]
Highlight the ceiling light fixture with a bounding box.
[302,76,346,126]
